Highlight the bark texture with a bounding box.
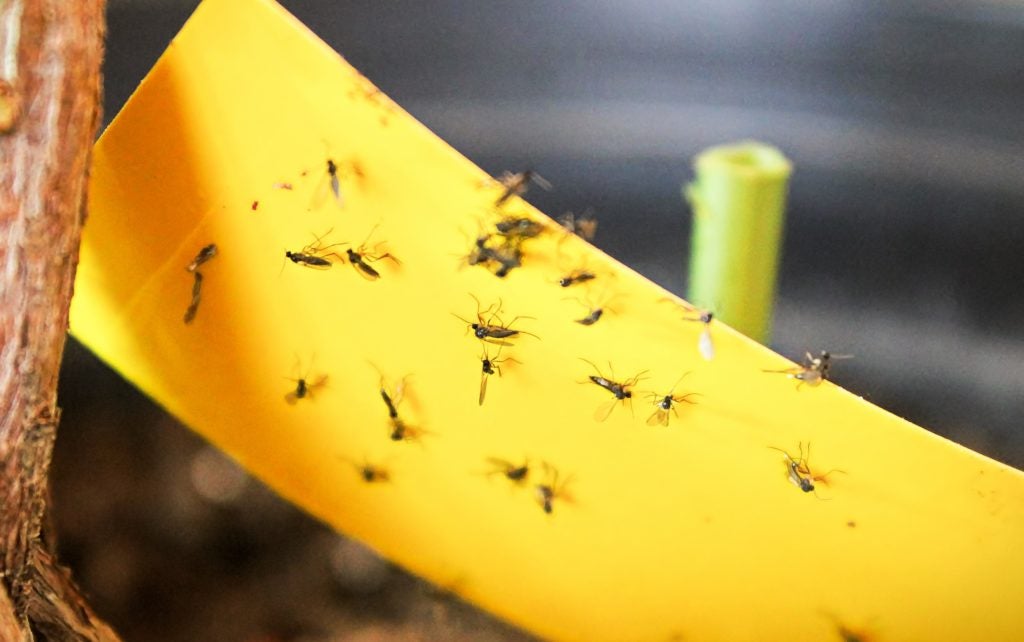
[0,1,118,640]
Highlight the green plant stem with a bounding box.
[685,140,792,343]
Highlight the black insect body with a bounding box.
[495,216,546,240]
[582,359,647,421]
[769,443,845,498]
[326,158,341,203]
[454,296,537,346]
[340,457,391,483]
[558,270,597,288]
[285,251,333,268]
[284,229,346,269]
[375,373,427,443]
[534,462,572,514]
[645,375,699,427]
[186,243,218,273]
[464,233,523,278]
[183,272,204,324]
[381,388,400,419]
[183,243,218,323]
[575,307,604,326]
[478,345,520,406]
[484,457,530,484]
[343,225,400,280]
[359,465,389,483]
[764,350,852,389]
[284,366,328,405]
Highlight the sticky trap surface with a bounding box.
[71,0,1024,640]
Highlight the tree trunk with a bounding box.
[0,1,118,640]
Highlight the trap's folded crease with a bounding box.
[70,0,1024,640]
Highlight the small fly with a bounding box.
[494,170,552,206]
[377,371,409,420]
[495,216,546,241]
[309,145,364,210]
[284,228,346,269]
[375,371,427,443]
[660,298,715,361]
[534,462,573,514]
[343,224,400,280]
[478,344,520,406]
[453,295,537,346]
[557,209,598,241]
[284,357,328,404]
[558,269,597,288]
[460,233,523,278]
[483,457,530,484]
[645,374,699,427]
[581,359,648,421]
[185,243,218,273]
[339,456,391,483]
[764,350,852,389]
[768,442,845,497]
[568,292,616,326]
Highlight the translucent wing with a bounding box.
[594,398,619,422]
[646,408,669,427]
[698,328,714,361]
[478,370,489,406]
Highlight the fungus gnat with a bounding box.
[659,298,716,360]
[374,371,427,443]
[343,224,400,280]
[558,269,597,288]
[568,292,617,326]
[581,359,647,421]
[494,170,551,207]
[186,243,218,273]
[284,228,346,270]
[339,456,391,483]
[495,215,546,241]
[557,209,598,241]
[453,295,537,346]
[284,358,328,404]
[768,442,845,498]
[377,371,409,420]
[764,350,852,389]
[534,462,573,514]
[483,457,530,484]
[478,344,520,406]
[645,374,699,427]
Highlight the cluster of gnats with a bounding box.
[183,154,854,520]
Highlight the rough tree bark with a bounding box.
[0,1,119,640]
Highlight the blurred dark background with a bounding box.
[54,1,1024,640]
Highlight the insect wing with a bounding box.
[698,328,714,361]
[646,407,669,427]
[478,369,489,406]
[594,397,619,422]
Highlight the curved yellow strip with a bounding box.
[71,1,1024,640]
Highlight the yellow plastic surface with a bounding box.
[70,0,1024,640]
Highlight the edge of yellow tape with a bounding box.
[71,0,1024,640]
